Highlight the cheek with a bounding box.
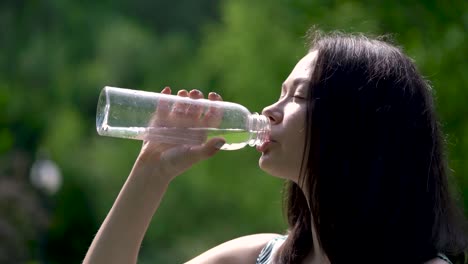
[283,104,307,138]
[259,104,307,180]
[285,138,305,167]
[283,103,301,114]
[283,106,307,167]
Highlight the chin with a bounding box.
[259,158,291,180]
[258,154,272,170]
[260,159,303,183]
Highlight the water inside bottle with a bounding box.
[99,125,253,150]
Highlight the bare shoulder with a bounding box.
[424,258,448,264]
[184,233,282,264]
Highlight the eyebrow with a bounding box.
[282,78,310,92]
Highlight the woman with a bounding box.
[84,31,467,263]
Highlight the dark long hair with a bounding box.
[276,31,468,263]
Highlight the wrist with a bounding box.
[130,157,173,186]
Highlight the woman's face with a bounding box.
[258,51,317,182]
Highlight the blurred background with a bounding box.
[0,0,467,263]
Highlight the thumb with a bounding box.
[189,137,225,161]
[157,138,225,180]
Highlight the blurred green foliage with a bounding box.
[1,0,467,263]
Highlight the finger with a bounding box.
[158,86,172,114]
[208,92,222,101]
[151,86,172,127]
[189,137,225,160]
[186,89,204,119]
[178,89,188,96]
[161,86,171,94]
[172,89,189,116]
[203,92,224,128]
[158,137,225,178]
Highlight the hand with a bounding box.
[133,87,225,182]
[85,89,225,264]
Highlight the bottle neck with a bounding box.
[248,113,270,147]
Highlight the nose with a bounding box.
[262,103,283,125]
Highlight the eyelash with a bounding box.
[279,94,306,102]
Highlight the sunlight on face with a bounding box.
[259,51,317,182]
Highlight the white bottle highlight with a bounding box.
[96,86,270,150]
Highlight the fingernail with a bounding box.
[215,141,225,149]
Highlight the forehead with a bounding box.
[285,51,318,83]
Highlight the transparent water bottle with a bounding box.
[96,86,270,150]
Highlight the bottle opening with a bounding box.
[248,113,270,147]
[96,87,113,135]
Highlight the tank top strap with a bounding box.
[256,235,287,264]
[437,253,453,264]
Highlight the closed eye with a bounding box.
[293,95,306,100]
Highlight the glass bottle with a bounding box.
[96,86,270,150]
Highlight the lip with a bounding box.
[256,139,274,152]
